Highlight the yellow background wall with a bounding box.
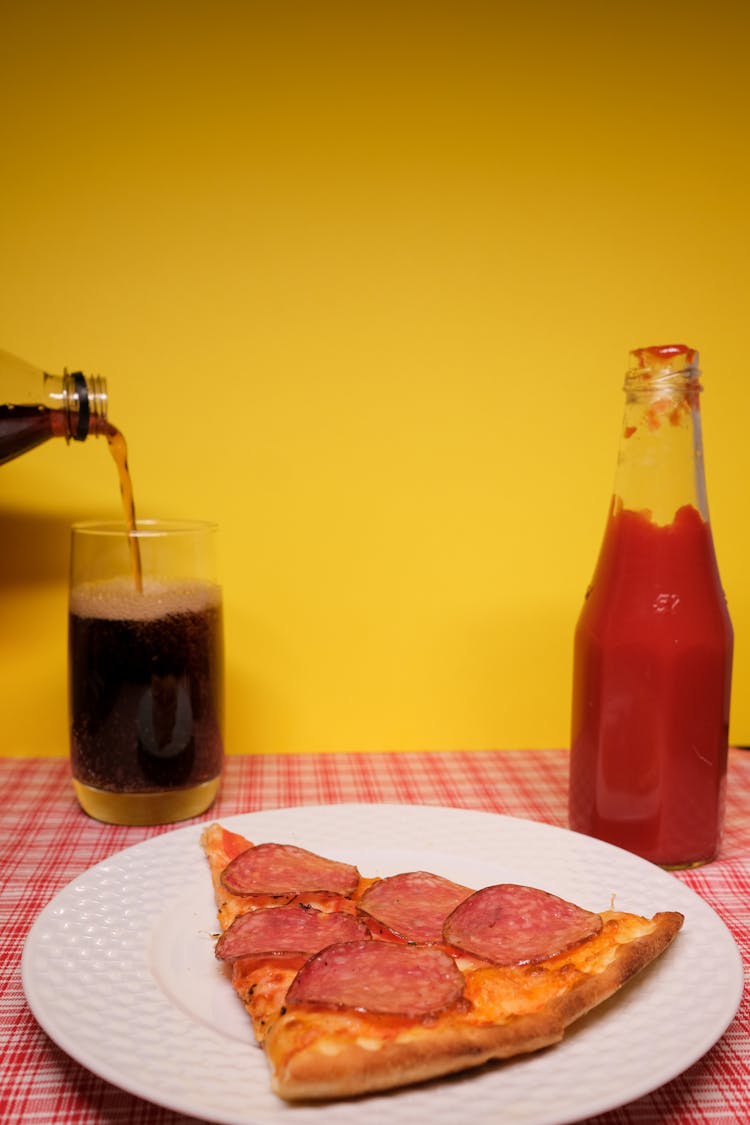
[2,1,749,756]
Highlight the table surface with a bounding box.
[1,749,748,1124]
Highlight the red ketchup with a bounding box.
[569,346,733,868]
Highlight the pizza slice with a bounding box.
[201,822,683,1101]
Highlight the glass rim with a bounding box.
[71,519,218,539]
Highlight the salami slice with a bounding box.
[444,884,603,966]
[285,940,465,1018]
[215,904,370,962]
[221,842,360,898]
[359,871,472,943]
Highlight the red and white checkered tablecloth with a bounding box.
[1,749,748,1124]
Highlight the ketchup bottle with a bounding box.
[569,345,733,868]
[0,348,108,466]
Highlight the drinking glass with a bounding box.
[69,520,224,825]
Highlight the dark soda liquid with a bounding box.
[101,420,143,591]
[0,403,64,464]
[69,579,224,823]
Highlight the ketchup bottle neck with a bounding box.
[612,345,709,525]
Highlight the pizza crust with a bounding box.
[266,1006,564,1100]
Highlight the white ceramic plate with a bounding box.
[22,804,743,1125]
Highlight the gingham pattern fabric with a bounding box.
[2,749,748,1124]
